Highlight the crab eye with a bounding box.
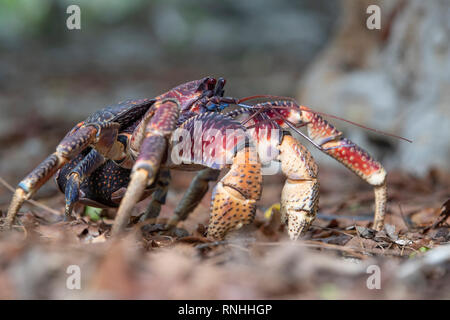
[206,77,216,90]
[196,77,216,93]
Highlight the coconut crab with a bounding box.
[4,77,398,240]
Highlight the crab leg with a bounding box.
[111,99,180,236]
[5,125,99,228]
[300,106,387,230]
[207,146,262,239]
[63,149,106,219]
[167,168,220,227]
[140,168,171,223]
[278,134,319,240]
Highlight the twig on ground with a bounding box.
[252,240,408,258]
[310,225,355,238]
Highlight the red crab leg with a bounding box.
[5,124,99,228]
[298,105,387,230]
[111,99,180,236]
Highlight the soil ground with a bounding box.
[0,163,449,299]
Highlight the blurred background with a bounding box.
[0,0,338,182]
[0,0,449,299]
[0,0,449,185]
[1,0,450,178]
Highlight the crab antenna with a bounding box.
[238,95,412,143]
[295,107,413,143]
[241,106,265,125]
[237,95,295,104]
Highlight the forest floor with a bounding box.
[0,165,449,299]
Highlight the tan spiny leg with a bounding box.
[278,135,319,240]
[206,147,262,240]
